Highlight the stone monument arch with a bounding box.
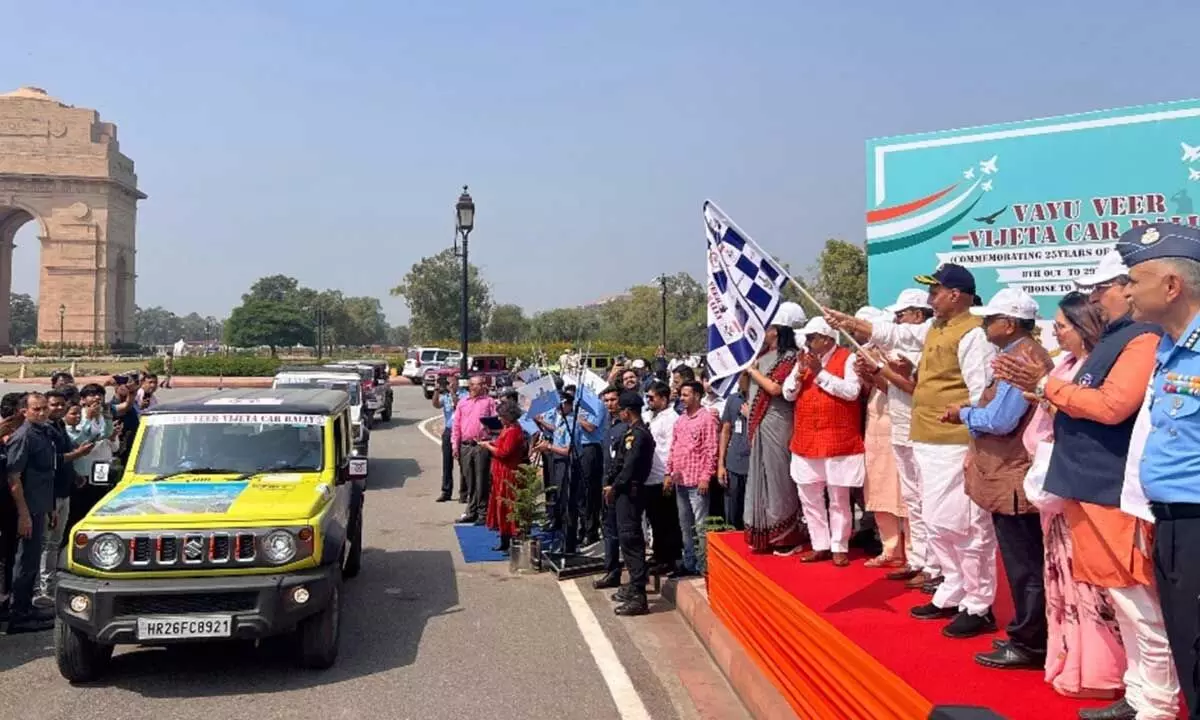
[0,86,145,351]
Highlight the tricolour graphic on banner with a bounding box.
[867,98,1200,315]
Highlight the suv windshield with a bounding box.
[134,416,326,476]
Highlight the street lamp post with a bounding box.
[659,274,668,351]
[454,186,475,381]
[204,321,212,356]
[58,304,66,359]
[315,306,325,360]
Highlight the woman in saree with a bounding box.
[1024,292,1124,699]
[483,400,529,553]
[742,302,807,554]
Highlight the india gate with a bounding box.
[0,86,143,351]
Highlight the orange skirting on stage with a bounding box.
[707,532,1108,720]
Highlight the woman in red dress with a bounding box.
[483,400,528,552]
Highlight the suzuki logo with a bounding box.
[184,536,205,561]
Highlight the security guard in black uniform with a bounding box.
[592,386,626,590]
[605,391,655,617]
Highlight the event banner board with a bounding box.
[865,99,1200,315]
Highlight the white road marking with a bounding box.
[415,413,651,720]
[559,581,653,720]
[417,414,443,445]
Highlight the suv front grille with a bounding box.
[210,534,231,563]
[131,536,153,565]
[158,536,178,564]
[76,528,310,571]
[114,592,258,616]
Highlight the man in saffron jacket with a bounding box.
[782,317,864,567]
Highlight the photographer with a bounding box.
[66,384,118,532]
[109,375,137,462]
[432,376,463,503]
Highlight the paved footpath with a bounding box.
[0,385,746,720]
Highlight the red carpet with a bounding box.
[708,532,1117,719]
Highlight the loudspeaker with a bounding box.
[928,707,1008,720]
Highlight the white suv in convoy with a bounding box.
[273,368,371,476]
[401,347,460,380]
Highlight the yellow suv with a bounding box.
[53,388,366,683]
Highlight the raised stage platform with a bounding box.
[706,532,1116,720]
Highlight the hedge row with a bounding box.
[146,356,283,377]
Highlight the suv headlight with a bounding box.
[262,530,297,565]
[89,533,125,569]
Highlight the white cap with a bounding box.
[771,301,807,329]
[884,288,932,313]
[854,306,890,324]
[1074,250,1129,289]
[969,287,1039,320]
[800,317,837,339]
[631,358,646,369]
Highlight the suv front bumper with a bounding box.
[55,564,339,644]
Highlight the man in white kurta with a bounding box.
[828,265,999,638]
[782,318,865,567]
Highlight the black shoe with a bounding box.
[436,495,452,502]
[6,614,54,634]
[1078,698,1135,720]
[473,518,486,526]
[491,539,511,552]
[920,581,941,595]
[456,514,478,524]
[592,573,622,590]
[975,643,1044,669]
[992,638,1009,651]
[458,495,469,504]
[910,602,958,620]
[942,609,997,639]
[611,586,639,603]
[667,567,698,580]
[614,596,649,616]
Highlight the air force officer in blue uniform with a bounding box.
[1120,221,1200,718]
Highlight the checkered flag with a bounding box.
[704,201,788,396]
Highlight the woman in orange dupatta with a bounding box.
[483,400,528,552]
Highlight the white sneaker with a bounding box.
[32,594,54,610]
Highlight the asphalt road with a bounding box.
[0,385,745,720]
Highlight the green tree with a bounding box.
[486,304,528,343]
[243,274,303,304]
[596,273,706,351]
[529,307,600,344]
[9,293,37,347]
[224,298,314,356]
[388,324,412,347]
[134,305,182,346]
[390,248,492,343]
[341,296,389,345]
[808,239,868,314]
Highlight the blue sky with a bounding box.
[3,1,1196,324]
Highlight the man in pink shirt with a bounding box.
[666,381,719,577]
[451,375,497,524]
